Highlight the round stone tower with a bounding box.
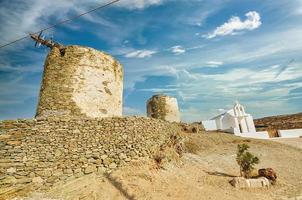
[146,94,180,122]
[36,45,123,118]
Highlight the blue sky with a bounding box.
[0,0,302,122]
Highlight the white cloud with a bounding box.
[204,11,262,39]
[0,0,164,47]
[124,50,157,58]
[206,61,223,67]
[171,45,186,55]
[117,0,164,10]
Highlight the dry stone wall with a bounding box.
[0,117,180,188]
[36,45,123,119]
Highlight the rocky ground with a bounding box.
[1,131,302,200]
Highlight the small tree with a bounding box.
[236,144,259,178]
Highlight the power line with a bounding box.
[0,0,121,49]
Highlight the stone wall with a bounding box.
[36,45,123,119]
[0,117,180,188]
[146,95,181,122]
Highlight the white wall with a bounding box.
[278,129,302,138]
[221,113,236,130]
[236,131,270,139]
[246,115,256,132]
[202,120,217,131]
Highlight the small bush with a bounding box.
[153,133,184,168]
[154,151,166,166]
[236,143,260,178]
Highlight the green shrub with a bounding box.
[236,144,259,178]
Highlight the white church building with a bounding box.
[202,101,269,139]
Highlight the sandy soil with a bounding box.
[3,132,302,200]
[270,137,302,150]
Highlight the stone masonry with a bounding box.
[36,45,123,119]
[0,117,181,188]
[147,95,181,122]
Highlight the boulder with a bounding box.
[258,168,277,185]
[230,177,270,188]
[249,177,270,188]
[230,177,249,188]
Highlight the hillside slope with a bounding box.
[2,132,302,200]
[254,112,302,137]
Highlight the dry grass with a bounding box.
[184,139,201,154]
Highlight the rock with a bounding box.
[258,168,277,184]
[74,168,82,174]
[119,153,127,160]
[53,169,63,176]
[6,167,16,174]
[249,177,270,188]
[75,172,84,178]
[92,153,100,159]
[97,166,106,173]
[0,134,11,140]
[63,169,73,174]
[32,176,44,184]
[16,178,32,184]
[0,159,12,163]
[230,177,270,188]
[109,163,117,169]
[230,177,249,188]
[36,170,52,177]
[84,165,96,174]
[103,158,111,166]
[95,159,103,166]
[0,176,16,185]
[7,141,21,146]
[29,172,35,178]
[46,176,57,184]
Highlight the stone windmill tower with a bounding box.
[31,34,123,118]
[146,94,180,122]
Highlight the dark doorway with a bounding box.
[239,123,243,133]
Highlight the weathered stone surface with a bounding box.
[84,165,97,174]
[230,177,250,188]
[230,177,270,188]
[109,163,117,169]
[36,45,123,119]
[6,167,16,174]
[258,168,277,184]
[32,176,44,184]
[147,95,180,122]
[16,178,32,184]
[0,176,16,185]
[249,177,270,188]
[6,141,21,146]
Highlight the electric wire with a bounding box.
[0,0,121,49]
